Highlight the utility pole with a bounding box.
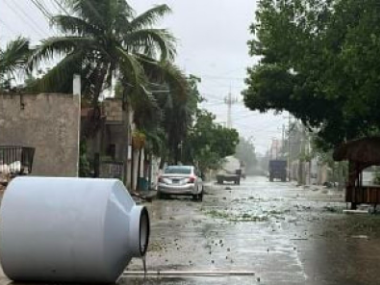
[224,85,238,129]
[283,114,292,181]
[298,123,307,185]
[275,139,279,159]
[282,124,285,158]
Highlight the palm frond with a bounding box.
[28,51,85,93]
[28,36,96,72]
[144,127,166,155]
[137,54,188,101]
[0,37,30,75]
[63,0,134,31]
[63,0,108,28]
[125,29,176,61]
[51,15,101,36]
[129,5,171,31]
[110,0,135,31]
[115,46,147,96]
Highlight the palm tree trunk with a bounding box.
[93,66,108,107]
[159,156,166,169]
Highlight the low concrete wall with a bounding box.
[0,93,80,177]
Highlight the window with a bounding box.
[164,166,192,175]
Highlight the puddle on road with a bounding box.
[137,178,380,285]
[120,276,260,285]
[202,209,269,222]
[142,256,147,276]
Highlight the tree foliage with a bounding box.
[235,137,257,173]
[182,110,240,172]
[29,0,186,108]
[243,0,380,148]
[0,37,30,92]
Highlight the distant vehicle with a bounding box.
[216,156,242,185]
[157,165,204,201]
[269,160,287,182]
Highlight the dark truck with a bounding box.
[269,160,287,182]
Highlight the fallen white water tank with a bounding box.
[0,177,150,283]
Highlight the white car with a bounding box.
[157,165,204,201]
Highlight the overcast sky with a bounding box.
[0,0,288,154]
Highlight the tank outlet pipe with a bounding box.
[0,177,150,283]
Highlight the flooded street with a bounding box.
[125,176,380,285]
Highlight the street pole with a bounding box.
[224,85,237,129]
[282,124,285,158]
[275,140,278,159]
[298,123,305,185]
[286,115,292,181]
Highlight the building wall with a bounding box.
[0,93,80,177]
[86,99,154,191]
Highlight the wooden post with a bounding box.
[137,148,142,190]
[130,144,134,191]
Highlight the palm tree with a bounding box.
[29,0,186,107]
[0,37,30,92]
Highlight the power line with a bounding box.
[52,0,71,16]
[30,0,54,20]
[3,0,46,38]
[201,74,245,81]
[234,119,284,133]
[233,112,262,122]
[202,102,225,107]
[201,93,225,102]
[30,0,61,36]
[0,18,17,35]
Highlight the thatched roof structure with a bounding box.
[333,137,380,165]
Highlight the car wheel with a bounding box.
[199,190,203,202]
[157,191,164,199]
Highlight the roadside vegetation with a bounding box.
[0,0,240,176]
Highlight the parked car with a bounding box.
[157,165,204,201]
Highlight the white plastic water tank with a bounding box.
[0,177,150,283]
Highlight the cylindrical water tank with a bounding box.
[0,177,150,283]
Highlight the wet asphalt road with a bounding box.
[125,176,380,285]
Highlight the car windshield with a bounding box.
[164,166,192,175]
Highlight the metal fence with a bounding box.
[0,146,35,176]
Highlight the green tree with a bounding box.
[160,75,201,164]
[235,137,257,174]
[0,37,30,92]
[243,0,380,148]
[182,110,239,173]
[29,0,186,107]
[137,74,201,166]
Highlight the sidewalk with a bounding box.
[131,189,157,203]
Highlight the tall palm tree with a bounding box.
[0,37,30,91]
[29,0,187,106]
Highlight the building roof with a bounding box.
[333,137,380,165]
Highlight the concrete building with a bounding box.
[82,98,154,191]
[0,92,80,177]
